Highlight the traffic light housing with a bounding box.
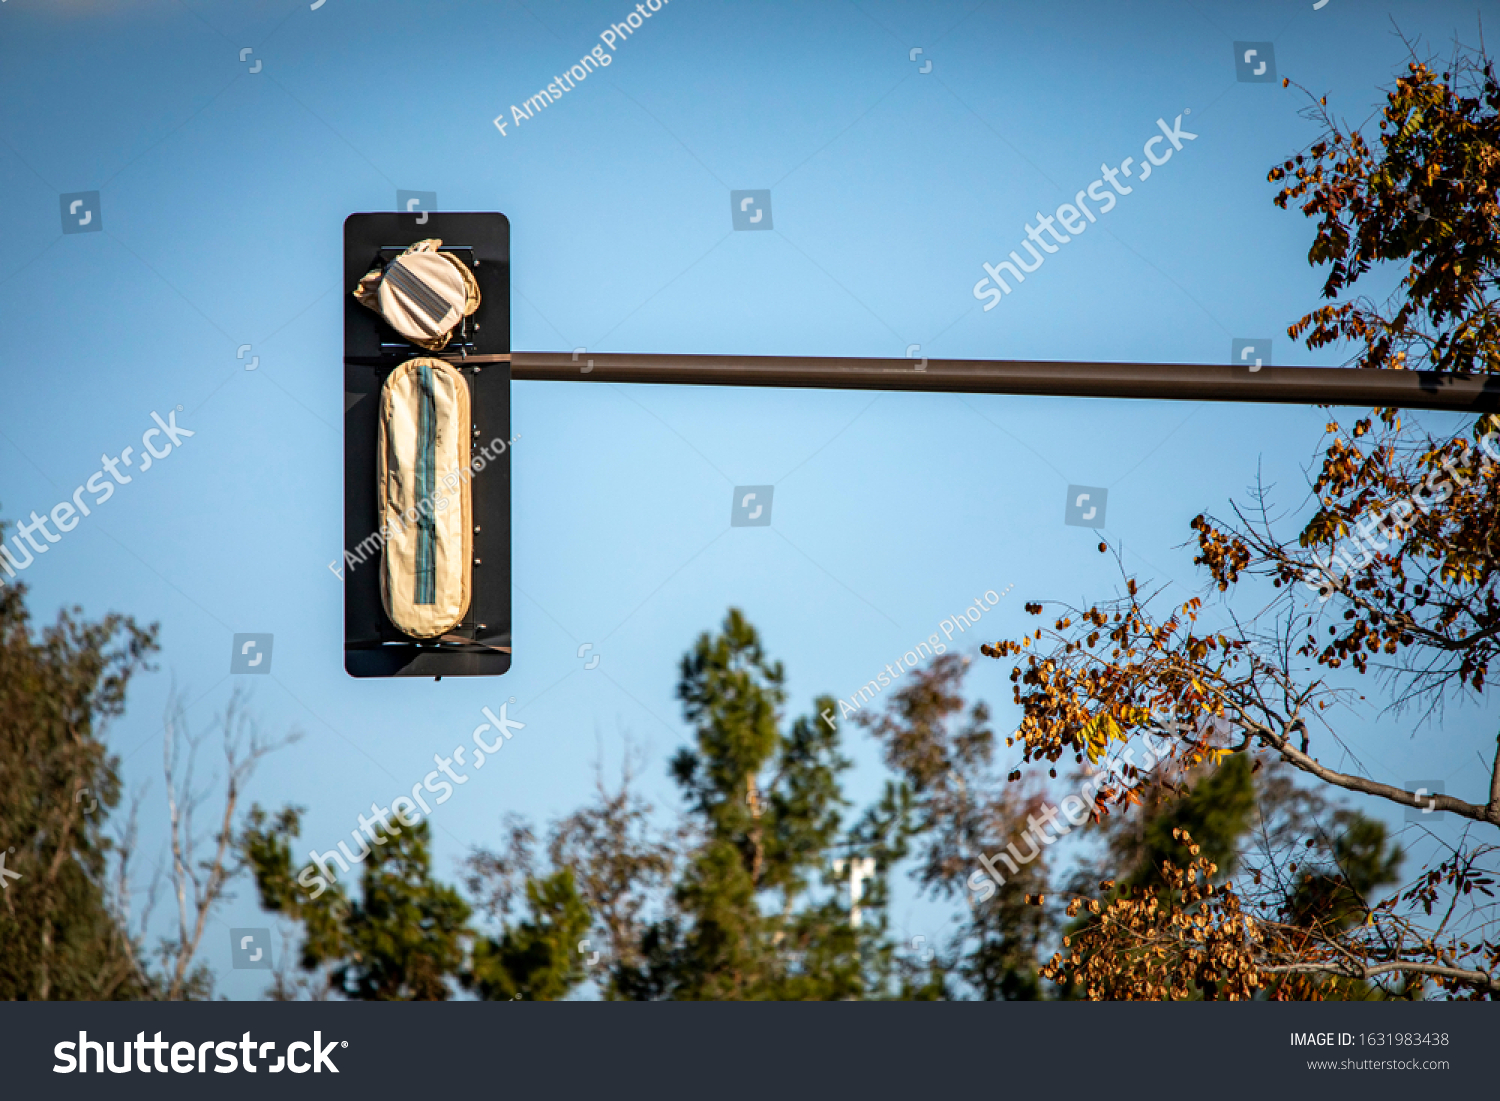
[342,212,512,677]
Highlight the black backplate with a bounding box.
[343,212,511,678]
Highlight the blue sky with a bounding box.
[1,0,1493,997]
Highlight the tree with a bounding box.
[985,42,1500,998]
[156,686,295,999]
[853,653,1051,1000]
[1055,751,1406,999]
[0,558,157,999]
[242,809,472,1000]
[1123,752,1257,892]
[468,868,589,1001]
[613,609,871,1000]
[244,611,880,1002]
[1,520,303,1000]
[465,757,678,999]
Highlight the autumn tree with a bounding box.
[1053,751,1405,999]
[987,42,1500,999]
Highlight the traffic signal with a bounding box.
[342,212,512,678]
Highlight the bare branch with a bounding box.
[159,685,299,999]
[1262,959,1500,994]
[1242,713,1500,827]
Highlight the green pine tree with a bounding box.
[241,809,470,999]
[615,609,870,1000]
[467,867,590,1000]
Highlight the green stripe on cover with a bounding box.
[414,364,436,605]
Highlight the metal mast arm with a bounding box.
[511,351,1500,412]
